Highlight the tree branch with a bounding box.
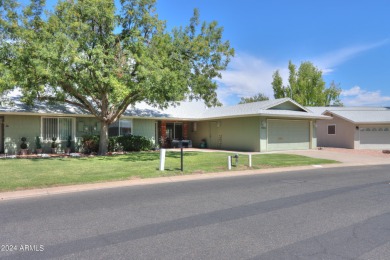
[109,91,143,124]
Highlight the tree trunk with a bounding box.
[98,121,109,155]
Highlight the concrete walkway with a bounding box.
[1,148,389,201]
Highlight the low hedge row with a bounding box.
[81,135,154,154]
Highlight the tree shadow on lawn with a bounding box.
[93,151,199,162]
[24,151,200,163]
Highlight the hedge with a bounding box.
[81,135,154,154]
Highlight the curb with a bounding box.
[0,161,369,202]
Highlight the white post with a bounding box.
[228,156,232,170]
[249,154,252,167]
[159,149,166,171]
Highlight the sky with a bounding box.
[15,0,390,107]
[155,0,390,106]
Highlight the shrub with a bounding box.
[81,134,153,154]
[35,136,42,149]
[108,136,123,152]
[116,135,154,151]
[66,135,72,148]
[20,137,28,149]
[51,137,58,148]
[81,135,100,154]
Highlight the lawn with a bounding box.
[0,151,337,192]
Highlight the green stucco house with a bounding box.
[0,96,328,154]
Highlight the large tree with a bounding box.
[272,61,342,106]
[0,0,234,154]
[0,0,17,94]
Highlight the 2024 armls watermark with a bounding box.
[1,244,44,252]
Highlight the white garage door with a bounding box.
[359,126,390,149]
[267,120,310,151]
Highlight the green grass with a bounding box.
[0,152,338,192]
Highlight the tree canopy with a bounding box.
[238,93,269,104]
[0,0,234,154]
[272,61,342,106]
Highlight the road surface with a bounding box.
[1,165,390,259]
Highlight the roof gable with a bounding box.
[193,98,324,120]
[265,98,308,112]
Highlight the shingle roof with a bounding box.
[197,98,320,119]
[0,95,89,115]
[123,101,207,119]
[325,110,390,124]
[309,106,390,115]
[307,106,390,123]
[125,98,327,120]
[0,95,328,120]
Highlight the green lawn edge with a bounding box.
[0,152,338,192]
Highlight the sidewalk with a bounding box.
[1,148,389,201]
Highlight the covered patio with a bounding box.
[157,120,192,148]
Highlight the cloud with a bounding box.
[313,39,389,75]
[215,53,287,105]
[214,40,389,105]
[341,86,390,106]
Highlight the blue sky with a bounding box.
[156,0,390,106]
[17,0,390,107]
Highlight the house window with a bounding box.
[42,117,74,141]
[328,125,336,135]
[108,119,132,136]
[165,122,182,140]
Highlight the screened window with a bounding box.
[42,118,74,140]
[108,119,132,137]
[328,125,336,135]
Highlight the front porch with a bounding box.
[158,120,193,148]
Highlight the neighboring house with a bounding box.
[0,96,328,154]
[310,107,390,149]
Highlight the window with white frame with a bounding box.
[108,119,133,136]
[42,117,74,141]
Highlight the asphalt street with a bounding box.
[1,165,390,259]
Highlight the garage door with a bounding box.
[359,126,390,149]
[267,120,310,151]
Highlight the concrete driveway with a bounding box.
[173,147,390,166]
[284,147,390,166]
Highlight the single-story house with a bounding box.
[310,107,390,149]
[0,96,329,154]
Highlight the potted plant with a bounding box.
[20,137,28,155]
[35,136,43,154]
[65,135,72,154]
[200,138,207,148]
[51,137,58,154]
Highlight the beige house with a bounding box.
[311,107,390,149]
[0,97,328,154]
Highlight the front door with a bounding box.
[0,117,3,153]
